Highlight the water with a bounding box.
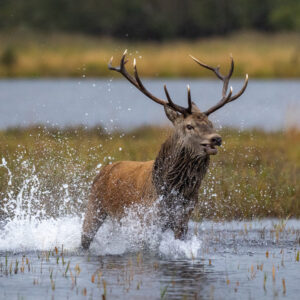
[0,216,300,299]
[0,156,300,299]
[1,78,300,299]
[0,79,299,131]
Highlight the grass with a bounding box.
[0,125,299,220]
[1,226,299,299]
[0,30,300,78]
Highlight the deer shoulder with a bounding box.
[81,50,248,249]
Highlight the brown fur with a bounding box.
[81,107,222,249]
[81,53,248,249]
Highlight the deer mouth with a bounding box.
[201,143,218,155]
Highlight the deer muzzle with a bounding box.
[201,134,222,155]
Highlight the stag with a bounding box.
[81,50,248,249]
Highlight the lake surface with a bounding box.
[0,79,299,130]
[1,217,300,299]
[1,78,300,300]
[1,154,299,300]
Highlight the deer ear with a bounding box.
[164,105,180,123]
[191,101,201,113]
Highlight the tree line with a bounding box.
[0,0,299,39]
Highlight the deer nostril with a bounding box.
[211,136,222,146]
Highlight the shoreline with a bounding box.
[0,31,299,79]
[0,125,299,220]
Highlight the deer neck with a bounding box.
[153,133,210,200]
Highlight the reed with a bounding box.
[0,125,299,220]
[0,31,299,78]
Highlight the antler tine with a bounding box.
[108,50,193,115]
[190,54,248,115]
[164,85,188,115]
[132,59,166,106]
[189,55,223,81]
[222,56,234,98]
[203,74,249,116]
[227,55,234,78]
[187,85,192,114]
[227,74,248,102]
[120,49,128,67]
[204,87,233,116]
[190,54,234,97]
[108,50,166,106]
[163,85,175,106]
[108,51,137,88]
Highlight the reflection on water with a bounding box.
[0,79,299,130]
[159,260,209,298]
[0,78,300,299]
[0,218,300,300]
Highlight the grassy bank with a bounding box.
[0,126,299,220]
[0,31,300,78]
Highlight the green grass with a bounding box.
[0,30,300,78]
[0,125,299,221]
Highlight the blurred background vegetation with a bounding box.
[0,0,299,39]
[1,126,299,220]
[0,1,299,220]
[0,0,299,78]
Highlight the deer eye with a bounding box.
[186,124,194,130]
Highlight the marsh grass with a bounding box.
[0,229,298,299]
[0,31,300,78]
[0,125,299,220]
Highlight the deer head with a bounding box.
[108,50,248,156]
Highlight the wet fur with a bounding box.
[81,128,210,249]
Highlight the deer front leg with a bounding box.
[173,204,195,240]
[81,192,107,249]
[173,216,190,240]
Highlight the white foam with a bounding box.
[0,216,82,252]
[89,205,161,255]
[158,231,202,259]
[0,212,203,259]
[0,156,204,258]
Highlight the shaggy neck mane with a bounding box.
[153,132,210,200]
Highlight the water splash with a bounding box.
[0,216,82,252]
[0,155,86,221]
[0,158,12,186]
[0,155,203,258]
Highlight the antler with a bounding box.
[189,55,248,116]
[108,50,192,115]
